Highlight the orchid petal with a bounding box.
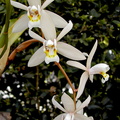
[76,100,83,114]
[28,46,45,67]
[75,95,91,113]
[45,10,68,28]
[57,42,86,60]
[83,52,89,57]
[67,61,87,71]
[61,93,75,112]
[56,21,73,41]
[89,74,94,82]
[41,10,56,40]
[86,40,98,68]
[75,114,91,120]
[64,114,74,120]
[76,72,89,100]
[41,0,54,9]
[52,95,67,113]
[28,29,45,43]
[12,14,28,33]
[89,116,94,120]
[10,0,27,10]
[54,113,66,120]
[89,63,110,75]
[28,0,41,7]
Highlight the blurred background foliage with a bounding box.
[0,0,120,120]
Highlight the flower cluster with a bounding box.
[11,0,110,119]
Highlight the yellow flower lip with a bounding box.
[27,5,41,22]
[28,15,41,22]
[44,49,57,58]
[43,39,59,64]
[100,71,109,83]
[44,40,58,58]
[100,72,108,78]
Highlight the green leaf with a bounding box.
[0,32,7,48]
[112,20,120,27]
[58,70,64,79]
[90,9,101,18]
[8,19,24,46]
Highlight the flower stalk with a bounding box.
[55,62,76,108]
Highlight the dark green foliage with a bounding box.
[0,0,120,120]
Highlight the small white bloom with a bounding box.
[52,93,92,120]
[28,21,86,67]
[67,40,110,99]
[11,0,68,32]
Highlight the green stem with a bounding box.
[5,0,11,32]
[0,0,11,58]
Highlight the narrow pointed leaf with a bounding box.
[0,0,11,57]
[8,19,24,46]
[0,33,6,48]
[0,47,10,75]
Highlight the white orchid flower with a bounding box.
[28,21,86,67]
[67,40,110,99]
[10,0,68,32]
[52,93,93,120]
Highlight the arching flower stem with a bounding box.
[8,39,40,62]
[55,62,76,108]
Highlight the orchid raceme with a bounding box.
[10,0,68,32]
[67,40,110,99]
[28,21,86,67]
[52,93,93,120]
